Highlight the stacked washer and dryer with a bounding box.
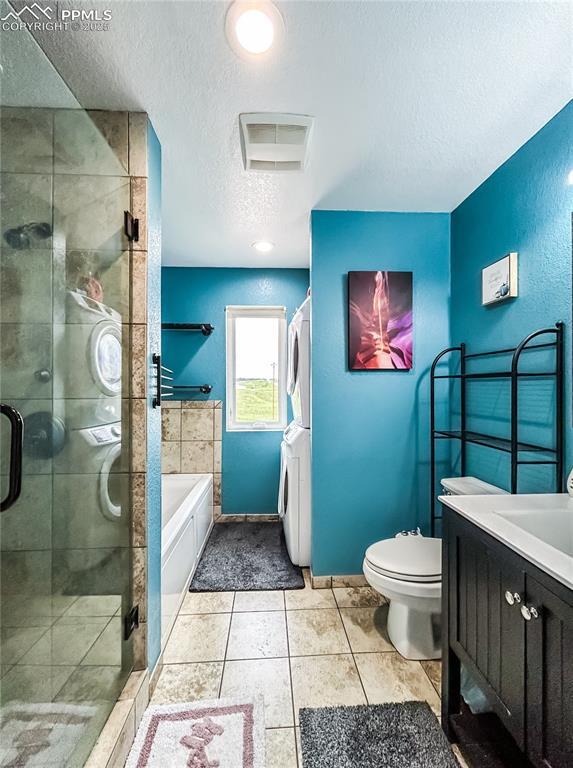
[279,295,311,567]
[53,290,125,527]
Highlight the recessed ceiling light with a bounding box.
[252,240,274,253]
[225,2,284,59]
[235,9,274,54]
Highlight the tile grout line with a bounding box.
[420,661,442,700]
[283,597,299,768]
[218,591,236,698]
[336,602,370,706]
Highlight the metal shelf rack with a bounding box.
[430,322,564,536]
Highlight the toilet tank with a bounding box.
[440,476,508,496]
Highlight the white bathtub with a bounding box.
[161,473,213,646]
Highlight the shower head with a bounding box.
[3,222,52,250]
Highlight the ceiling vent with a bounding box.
[239,113,314,172]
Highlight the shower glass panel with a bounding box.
[0,8,133,766]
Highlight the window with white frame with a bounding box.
[226,306,287,431]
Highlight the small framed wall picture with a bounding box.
[481,252,518,306]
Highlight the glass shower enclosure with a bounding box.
[0,8,134,766]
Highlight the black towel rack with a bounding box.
[172,384,213,394]
[430,322,564,536]
[152,353,173,408]
[162,323,214,336]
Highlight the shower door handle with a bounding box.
[0,404,24,512]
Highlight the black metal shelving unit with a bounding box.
[430,322,564,536]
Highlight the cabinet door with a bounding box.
[525,575,573,768]
[452,525,526,748]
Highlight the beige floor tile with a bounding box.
[284,583,336,610]
[64,595,121,617]
[354,652,441,713]
[233,590,284,612]
[180,591,234,615]
[0,664,75,703]
[287,609,350,656]
[339,606,393,653]
[1,595,77,628]
[290,654,366,725]
[333,586,386,608]
[265,728,297,768]
[163,613,231,663]
[226,611,287,660]
[151,662,223,704]
[19,621,107,666]
[55,665,125,702]
[220,658,293,728]
[421,659,442,696]
[81,618,122,666]
[0,626,49,665]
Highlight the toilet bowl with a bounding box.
[363,536,442,660]
[363,476,508,661]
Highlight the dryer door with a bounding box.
[278,439,288,519]
[99,442,123,520]
[90,321,122,396]
[279,441,301,564]
[287,321,298,397]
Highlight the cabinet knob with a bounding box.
[521,605,539,621]
[504,590,522,606]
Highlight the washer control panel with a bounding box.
[81,423,121,447]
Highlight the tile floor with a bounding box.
[0,594,124,705]
[0,593,128,767]
[156,570,468,767]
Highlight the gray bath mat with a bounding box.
[299,702,459,768]
[190,522,304,591]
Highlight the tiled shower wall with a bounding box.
[161,400,222,517]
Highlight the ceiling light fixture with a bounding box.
[225,1,284,59]
[252,240,274,253]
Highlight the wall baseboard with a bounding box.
[310,571,368,589]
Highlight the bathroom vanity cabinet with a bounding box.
[442,506,573,768]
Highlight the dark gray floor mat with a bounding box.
[190,522,304,591]
[299,701,459,768]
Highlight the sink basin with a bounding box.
[493,505,573,557]
[438,492,573,590]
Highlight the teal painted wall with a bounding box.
[146,122,162,671]
[161,267,309,514]
[310,211,451,575]
[450,101,573,494]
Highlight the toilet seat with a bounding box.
[365,537,442,583]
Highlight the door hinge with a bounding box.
[124,604,139,641]
[124,210,140,242]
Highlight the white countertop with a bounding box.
[439,493,573,591]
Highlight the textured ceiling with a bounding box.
[31,1,572,267]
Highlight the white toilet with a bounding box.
[363,476,508,661]
[364,535,442,660]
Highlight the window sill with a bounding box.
[227,424,287,433]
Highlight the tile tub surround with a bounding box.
[161,399,223,511]
[149,568,468,768]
